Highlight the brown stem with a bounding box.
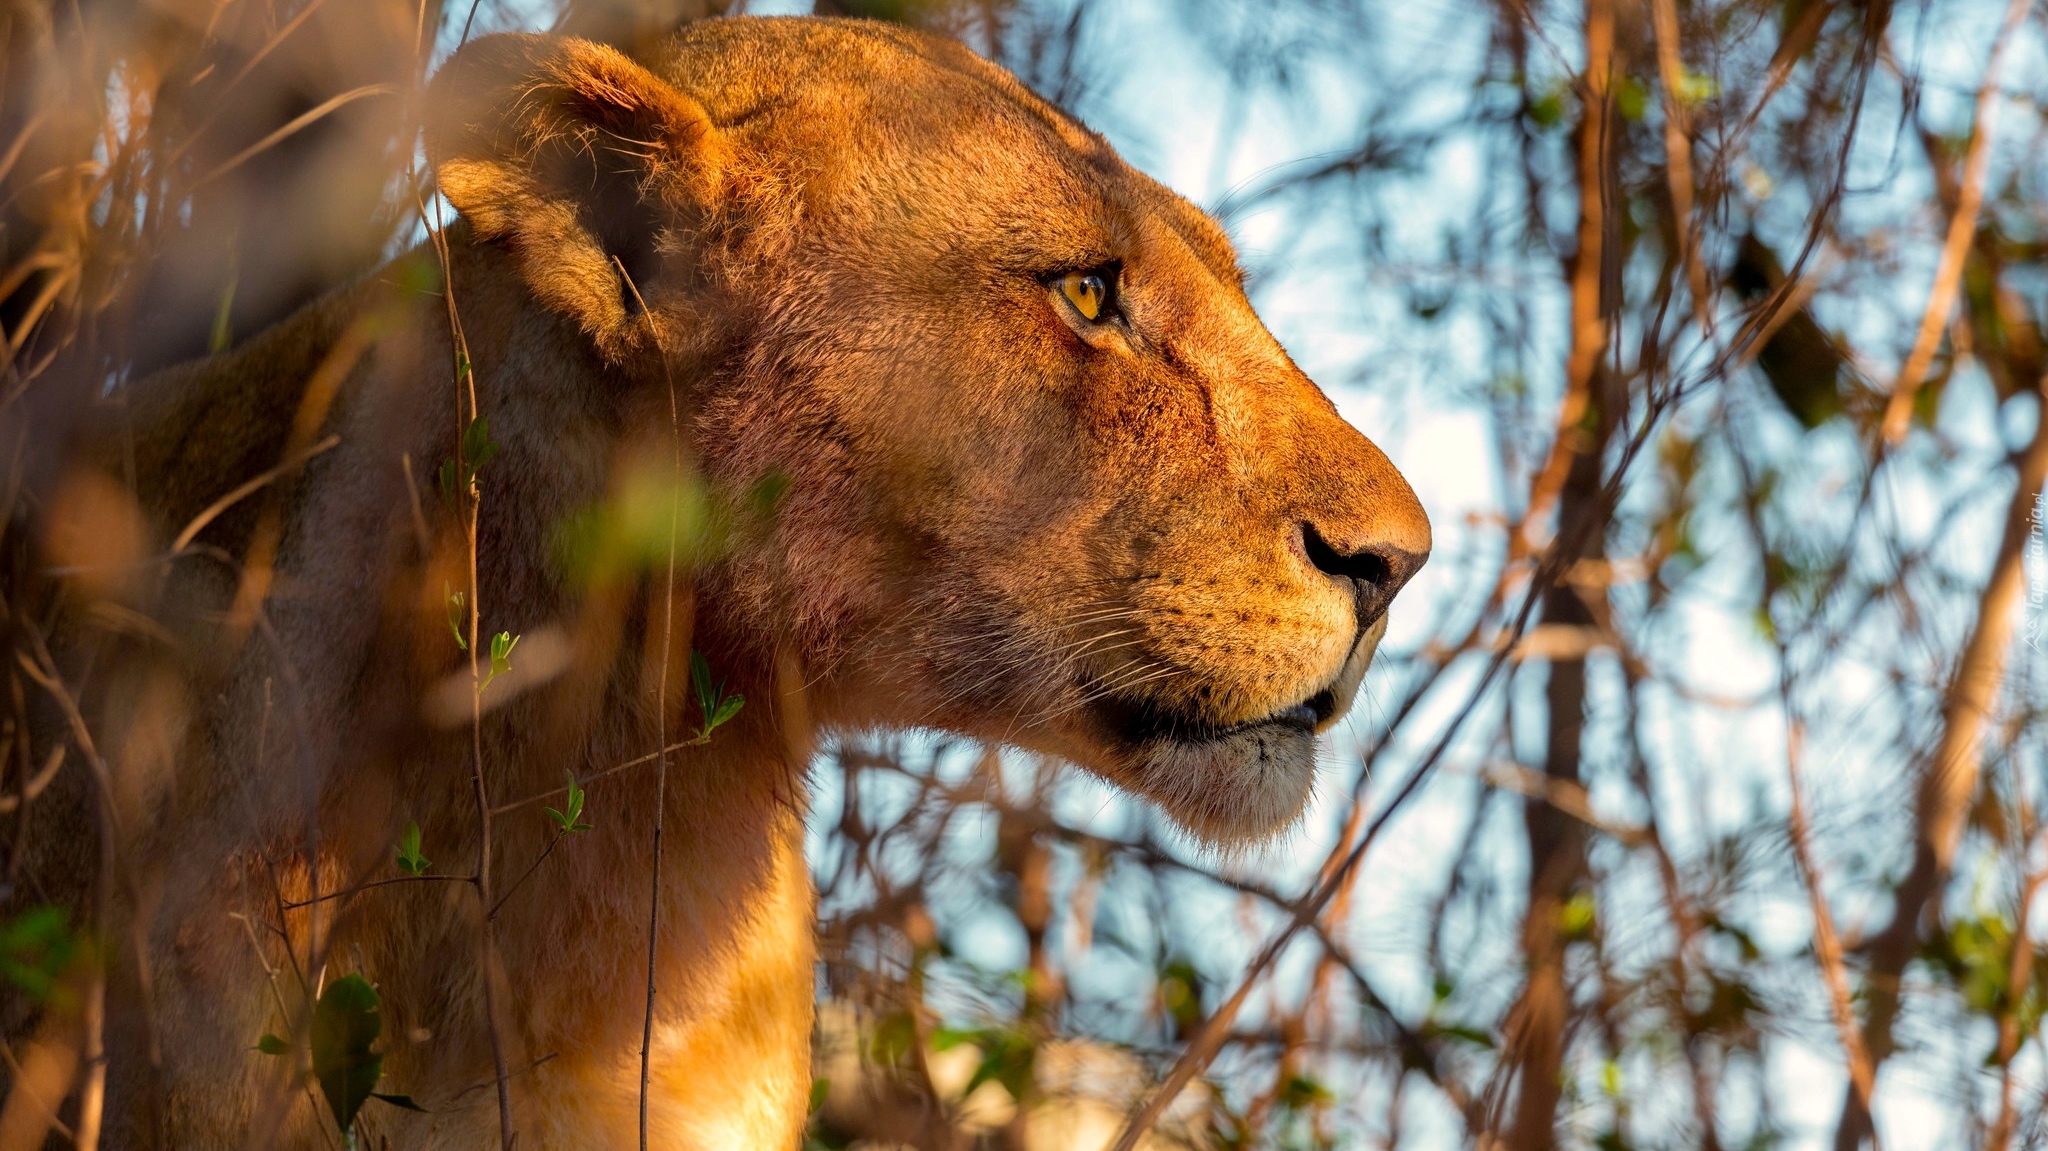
[1785,724,1881,1138]
[1834,364,2048,1148]
[618,261,685,1151]
[279,873,474,910]
[1985,835,2045,1151]
[422,185,517,1151]
[490,832,567,920]
[1512,0,1617,569]
[488,737,700,816]
[1879,0,2029,444]
[1501,3,1618,1144]
[1650,0,1709,332]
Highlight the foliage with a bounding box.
[395,821,431,877]
[689,649,745,743]
[0,908,79,1006]
[544,772,595,835]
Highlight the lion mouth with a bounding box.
[1093,686,1339,747]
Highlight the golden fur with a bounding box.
[13,16,1427,1148]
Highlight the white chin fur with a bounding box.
[1127,726,1318,845]
[1121,611,1392,845]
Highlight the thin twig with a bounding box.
[1986,830,2047,1151]
[0,1034,76,1143]
[1651,0,1711,332]
[0,744,63,814]
[489,832,566,920]
[618,257,686,1151]
[488,738,703,816]
[421,169,517,1151]
[170,435,340,554]
[1836,354,2048,1149]
[279,873,474,910]
[196,85,399,188]
[1879,0,2029,444]
[1785,723,1882,1143]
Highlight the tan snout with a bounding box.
[1293,427,1431,630]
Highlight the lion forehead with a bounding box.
[652,17,1101,153]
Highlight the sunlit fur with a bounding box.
[19,17,1429,1149]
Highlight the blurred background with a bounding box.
[1,0,2045,1148]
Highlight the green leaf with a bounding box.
[807,1078,829,1116]
[445,588,466,651]
[546,772,594,834]
[687,650,743,741]
[396,255,442,299]
[437,458,459,508]
[1158,959,1204,1038]
[484,632,519,689]
[395,821,429,877]
[690,649,714,720]
[460,415,498,482]
[1673,67,1718,106]
[1615,75,1649,121]
[867,1010,917,1066]
[256,1032,291,1056]
[0,907,78,1003]
[1281,1073,1333,1108]
[709,693,745,731]
[957,1027,1034,1102]
[311,974,383,1135]
[1558,891,1597,940]
[1423,1021,1496,1049]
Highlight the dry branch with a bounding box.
[1879,0,2030,444]
[1785,725,1880,1138]
[1836,371,2048,1149]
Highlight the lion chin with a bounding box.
[1070,615,1391,845]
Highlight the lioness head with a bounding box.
[431,17,1429,843]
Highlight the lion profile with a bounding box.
[12,15,1426,1148]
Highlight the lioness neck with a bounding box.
[87,233,818,1149]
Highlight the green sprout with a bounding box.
[394,821,429,877]
[444,586,466,651]
[543,771,594,835]
[483,631,519,690]
[689,649,744,744]
[438,411,499,508]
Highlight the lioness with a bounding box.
[15,15,1426,1149]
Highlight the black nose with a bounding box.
[1301,522,1426,626]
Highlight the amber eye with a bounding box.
[1055,269,1112,322]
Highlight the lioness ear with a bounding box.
[427,33,723,358]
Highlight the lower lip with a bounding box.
[1094,693,1326,745]
[1270,704,1317,733]
[1168,706,1317,743]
